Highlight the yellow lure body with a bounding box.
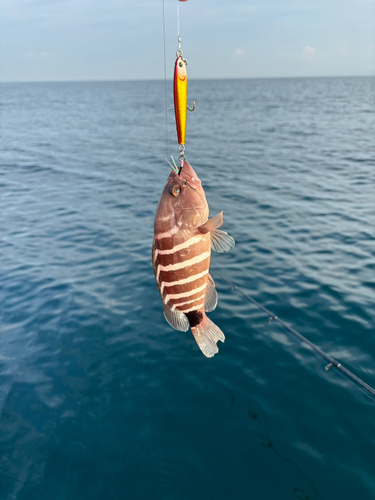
[173,56,188,146]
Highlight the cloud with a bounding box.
[234,48,245,57]
[279,46,317,61]
[23,51,51,59]
[3,0,374,81]
[303,45,316,58]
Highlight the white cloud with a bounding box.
[3,0,374,81]
[234,48,245,57]
[23,51,51,59]
[279,46,317,61]
[303,45,316,58]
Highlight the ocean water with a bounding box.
[0,77,374,499]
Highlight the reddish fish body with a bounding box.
[152,162,234,357]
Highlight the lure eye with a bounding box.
[171,185,181,197]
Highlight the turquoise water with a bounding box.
[1,77,375,499]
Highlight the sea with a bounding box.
[0,77,374,500]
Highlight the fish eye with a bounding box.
[171,185,181,197]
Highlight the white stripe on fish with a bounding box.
[160,270,208,294]
[153,235,202,264]
[171,294,206,312]
[164,283,207,305]
[178,301,205,314]
[156,225,179,240]
[159,214,176,222]
[156,251,210,282]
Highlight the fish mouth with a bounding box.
[179,162,202,189]
[184,180,196,191]
[167,164,200,191]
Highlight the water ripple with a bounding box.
[0,77,375,500]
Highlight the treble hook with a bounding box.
[187,100,196,112]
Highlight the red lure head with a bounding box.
[174,57,187,82]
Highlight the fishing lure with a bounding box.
[173,35,195,163]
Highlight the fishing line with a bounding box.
[177,3,180,38]
[162,0,169,158]
[212,270,375,401]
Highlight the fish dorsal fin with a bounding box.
[163,303,190,332]
[199,212,223,234]
[210,230,235,253]
[205,274,218,313]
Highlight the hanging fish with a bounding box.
[152,161,235,357]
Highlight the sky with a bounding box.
[1,0,374,82]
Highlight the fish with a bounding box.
[152,161,235,358]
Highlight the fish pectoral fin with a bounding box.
[199,212,224,234]
[210,229,235,253]
[199,212,235,252]
[205,274,218,313]
[163,303,190,332]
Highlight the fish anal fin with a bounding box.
[191,316,225,358]
[199,212,224,234]
[163,303,189,332]
[205,274,218,313]
[211,229,235,253]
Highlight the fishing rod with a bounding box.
[212,270,375,401]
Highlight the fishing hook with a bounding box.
[187,101,195,112]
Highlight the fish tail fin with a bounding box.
[191,316,225,358]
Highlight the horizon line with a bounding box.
[1,74,374,85]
